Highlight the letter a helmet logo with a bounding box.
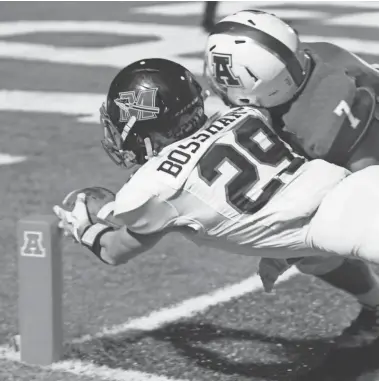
[212,53,243,87]
[114,88,160,122]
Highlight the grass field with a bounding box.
[1,2,379,380]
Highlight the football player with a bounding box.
[204,9,379,171]
[54,59,379,348]
[204,9,379,346]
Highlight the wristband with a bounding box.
[81,223,114,262]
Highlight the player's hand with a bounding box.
[53,193,92,243]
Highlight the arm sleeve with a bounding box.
[113,183,179,235]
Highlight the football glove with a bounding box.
[53,193,112,248]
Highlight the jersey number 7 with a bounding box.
[334,100,360,129]
[197,116,304,215]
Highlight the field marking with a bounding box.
[133,1,328,18]
[322,11,379,27]
[0,347,187,381]
[0,20,378,76]
[0,267,298,379]
[0,154,26,165]
[71,267,299,344]
[0,33,378,76]
[302,35,379,56]
[0,90,105,123]
[0,21,207,74]
[0,90,227,123]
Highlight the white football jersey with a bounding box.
[114,107,349,258]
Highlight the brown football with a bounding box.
[62,186,124,228]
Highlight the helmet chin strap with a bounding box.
[119,116,157,163]
[144,137,155,161]
[202,89,211,101]
[295,53,312,95]
[121,116,137,142]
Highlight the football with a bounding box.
[62,186,124,229]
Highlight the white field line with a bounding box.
[71,266,299,345]
[0,90,227,124]
[132,1,379,16]
[0,154,26,165]
[0,20,378,74]
[0,267,298,380]
[133,2,329,18]
[0,347,188,381]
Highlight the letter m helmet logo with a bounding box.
[212,53,243,87]
[114,88,160,122]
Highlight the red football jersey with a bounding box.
[280,42,377,166]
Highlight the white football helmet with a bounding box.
[204,10,310,108]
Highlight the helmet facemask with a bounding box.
[100,103,150,168]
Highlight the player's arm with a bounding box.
[54,196,168,266]
[97,227,166,266]
[54,185,178,266]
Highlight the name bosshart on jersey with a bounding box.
[149,106,305,218]
[156,107,264,178]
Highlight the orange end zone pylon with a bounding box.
[17,215,63,365]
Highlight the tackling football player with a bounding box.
[204,9,379,171]
[54,59,379,348]
[204,9,379,347]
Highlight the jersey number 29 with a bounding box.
[197,116,304,215]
